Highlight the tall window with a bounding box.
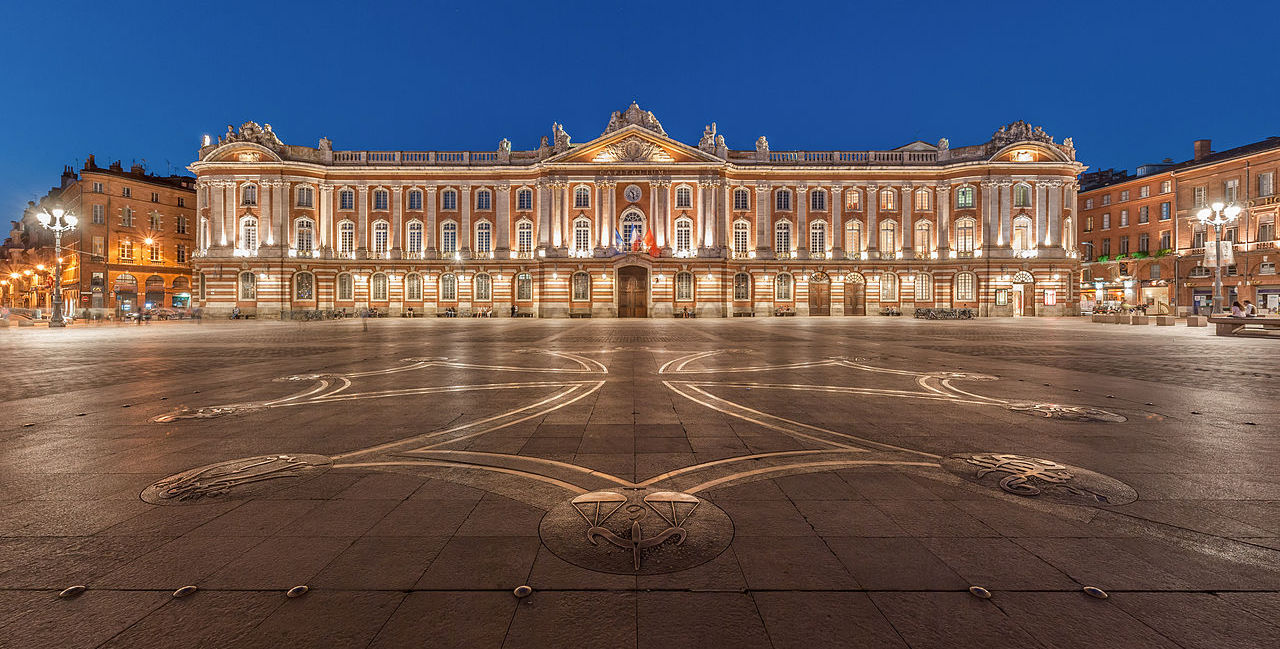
[775,189,792,211]
[810,189,826,211]
[372,221,389,254]
[475,221,492,254]
[621,212,644,246]
[517,221,533,253]
[775,221,792,252]
[1013,183,1032,207]
[150,244,162,262]
[295,219,314,252]
[337,273,353,300]
[408,190,422,210]
[734,188,750,210]
[775,273,792,300]
[914,187,931,210]
[809,220,827,252]
[574,186,591,208]
[150,213,162,230]
[442,189,457,210]
[1261,222,1276,242]
[240,216,258,250]
[242,184,257,206]
[122,186,131,198]
[175,244,187,263]
[675,218,693,253]
[733,273,750,300]
[956,218,975,253]
[93,204,105,224]
[441,222,458,253]
[120,239,134,260]
[516,273,532,300]
[880,272,897,301]
[294,272,313,300]
[675,271,694,301]
[573,218,591,251]
[1160,202,1171,220]
[1224,179,1239,203]
[407,222,423,254]
[176,215,188,234]
[1120,210,1129,227]
[1012,217,1032,250]
[373,190,388,211]
[440,274,457,300]
[339,190,354,210]
[476,189,492,210]
[239,272,256,300]
[733,220,750,253]
[405,273,422,301]
[846,190,861,210]
[474,274,492,301]
[914,221,932,253]
[914,274,932,301]
[675,186,692,209]
[879,220,897,252]
[1138,206,1149,223]
[847,221,863,254]
[880,188,896,210]
[956,272,976,301]
[338,221,355,254]
[371,273,388,300]
[571,272,590,301]
[517,188,533,210]
[1259,172,1275,197]
[1140,185,1150,198]
[1102,213,1111,229]
[122,206,134,227]
[1139,233,1150,252]
[1160,230,1171,250]
[1193,186,1207,207]
[956,186,975,208]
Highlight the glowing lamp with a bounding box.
[1211,202,1225,212]
[36,264,45,271]
[36,212,51,225]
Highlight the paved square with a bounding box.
[1,318,1278,648]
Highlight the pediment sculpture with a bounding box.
[600,136,674,163]
[220,121,284,149]
[603,102,667,137]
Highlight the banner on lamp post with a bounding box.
[1204,240,1234,267]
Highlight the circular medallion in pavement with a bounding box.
[539,489,733,575]
[942,453,1137,506]
[150,404,265,423]
[1006,402,1127,422]
[141,454,332,505]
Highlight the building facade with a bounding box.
[188,105,1083,318]
[1077,137,1280,314]
[5,157,197,316]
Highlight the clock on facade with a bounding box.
[624,184,642,203]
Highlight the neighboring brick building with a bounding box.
[7,156,197,316]
[1077,164,1177,310]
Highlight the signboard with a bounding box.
[1203,239,1235,267]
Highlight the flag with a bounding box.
[614,228,626,250]
[630,228,642,252]
[643,227,659,257]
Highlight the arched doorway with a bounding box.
[617,266,648,317]
[114,273,138,314]
[808,272,831,315]
[844,272,866,315]
[1012,270,1035,317]
[144,275,165,309]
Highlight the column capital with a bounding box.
[357,186,370,194]
[426,185,438,194]
[497,182,511,191]
[830,185,844,194]
[755,182,770,193]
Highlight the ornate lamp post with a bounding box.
[1196,201,1241,314]
[34,207,78,327]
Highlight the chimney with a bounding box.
[109,160,122,171]
[1194,139,1212,161]
[84,154,96,170]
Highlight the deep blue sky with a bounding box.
[3,0,1277,217]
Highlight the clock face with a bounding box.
[624,184,642,203]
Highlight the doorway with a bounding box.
[844,274,866,315]
[1012,282,1035,316]
[808,272,831,315]
[618,266,648,318]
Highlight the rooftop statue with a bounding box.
[602,101,667,137]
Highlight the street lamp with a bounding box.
[35,207,78,327]
[1196,201,1242,314]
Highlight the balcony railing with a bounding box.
[763,150,939,165]
[332,151,507,166]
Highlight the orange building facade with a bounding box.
[188,105,1084,318]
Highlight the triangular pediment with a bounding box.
[546,125,723,165]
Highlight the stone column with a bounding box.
[598,180,615,250]
[356,186,369,258]
[537,181,551,249]
[719,180,730,251]
[831,186,844,258]
[210,180,225,247]
[223,182,235,247]
[755,183,770,257]
[426,186,438,256]
[319,183,333,250]
[796,185,808,256]
[653,179,670,249]
[1046,180,1063,248]
[981,181,996,248]
[1035,182,1048,249]
[496,182,511,254]
[259,181,272,247]
[901,183,914,256]
[459,185,472,254]
[936,183,951,253]
[999,181,1012,249]
[866,184,879,255]
[276,180,288,248]
[391,186,403,256]
[550,181,563,249]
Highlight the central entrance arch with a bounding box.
[617,265,649,318]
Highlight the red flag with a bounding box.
[644,227,659,257]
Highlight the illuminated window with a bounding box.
[879,188,895,210]
[914,187,930,210]
[846,189,861,210]
[474,274,492,301]
[1044,289,1058,306]
[574,218,591,251]
[337,273,353,300]
[441,221,458,253]
[338,221,354,254]
[880,272,897,301]
[879,220,897,252]
[675,271,694,301]
[733,273,750,301]
[405,273,422,301]
[733,220,750,253]
[242,184,257,206]
[371,273,388,301]
[372,221,389,254]
[571,272,590,301]
[774,221,792,252]
[293,272,313,301]
[440,273,457,301]
[516,272,532,300]
[775,273,792,301]
[238,271,256,300]
[475,221,492,254]
[1012,216,1033,251]
[914,273,932,301]
[517,220,533,253]
[574,186,591,209]
[914,221,932,253]
[240,216,258,250]
[847,221,863,254]
[956,218,976,253]
[809,220,827,252]
[675,218,693,253]
[406,221,423,254]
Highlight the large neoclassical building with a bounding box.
[188,104,1083,318]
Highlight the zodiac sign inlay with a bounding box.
[942,453,1137,506]
[141,454,332,504]
[574,491,699,571]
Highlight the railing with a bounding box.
[809,251,828,260]
[775,251,793,260]
[332,151,508,166]
[732,250,752,259]
[764,150,939,165]
[512,250,535,259]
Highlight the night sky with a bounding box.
[2,0,1277,217]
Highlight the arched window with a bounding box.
[440,189,457,211]
[516,272,532,301]
[337,272,354,300]
[775,189,792,211]
[734,188,750,211]
[295,218,314,253]
[914,273,932,301]
[338,221,355,255]
[475,221,492,254]
[955,272,976,301]
[879,220,897,252]
[880,272,898,301]
[242,183,258,206]
[574,186,591,209]
[476,189,492,210]
[516,188,533,211]
[809,220,827,253]
[914,187,931,210]
[405,273,422,301]
[408,189,423,210]
[441,221,458,253]
[474,273,492,301]
[775,273,792,301]
[372,220,389,254]
[675,218,693,253]
[1014,183,1033,208]
[516,220,533,254]
[956,217,976,253]
[573,218,591,251]
[846,189,861,210]
[621,211,644,247]
[915,221,933,254]
[294,272,314,300]
[733,220,750,253]
[880,188,896,211]
[733,272,750,301]
[440,273,457,301]
[847,221,863,254]
[956,186,975,209]
[810,189,827,211]
[675,271,694,302]
[675,185,693,209]
[339,190,354,210]
[373,189,389,211]
[571,271,590,301]
[406,221,423,255]
[240,216,258,250]
[775,221,792,253]
[371,272,388,301]
[1012,216,1033,251]
[238,271,256,300]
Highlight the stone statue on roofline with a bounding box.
[699,123,717,152]
[552,122,571,153]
